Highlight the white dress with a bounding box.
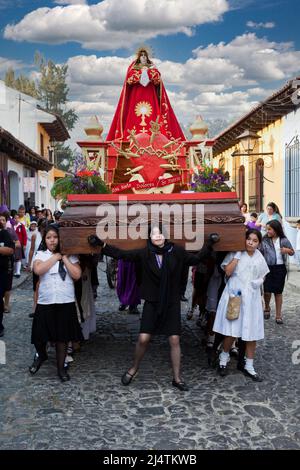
[213,250,269,341]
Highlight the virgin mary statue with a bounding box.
[106,46,185,142]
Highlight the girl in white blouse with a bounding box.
[29,225,82,382]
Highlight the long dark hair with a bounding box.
[267,202,282,217]
[41,225,60,252]
[266,219,285,239]
[246,228,262,244]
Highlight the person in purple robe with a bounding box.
[117,260,141,314]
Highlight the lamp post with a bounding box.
[231,129,273,165]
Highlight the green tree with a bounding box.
[35,52,78,130]
[54,143,76,172]
[4,67,39,98]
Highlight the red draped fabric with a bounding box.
[106,61,185,142]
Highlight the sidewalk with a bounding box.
[286,263,300,289]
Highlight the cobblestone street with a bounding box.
[0,264,300,450]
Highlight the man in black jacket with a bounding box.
[0,218,14,336]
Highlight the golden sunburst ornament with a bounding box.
[135,101,153,126]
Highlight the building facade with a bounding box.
[0,81,69,211]
[213,78,300,222]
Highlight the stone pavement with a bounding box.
[0,263,299,450]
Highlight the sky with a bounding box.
[0,0,300,145]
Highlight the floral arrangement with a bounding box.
[51,153,110,202]
[190,164,232,193]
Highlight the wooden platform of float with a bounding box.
[59,192,246,254]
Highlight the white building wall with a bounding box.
[0,81,56,153]
[0,80,58,209]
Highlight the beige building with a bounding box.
[213,77,300,222]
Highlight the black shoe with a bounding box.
[208,350,219,368]
[14,274,21,278]
[172,380,189,391]
[128,306,139,314]
[237,362,245,372]
[243,369,263,382]
[28,313,35,318]
[29,354,47,375]
[58,370,70,382]
[119,304,127,311]
[121,369,138,386]
[180,295,188,302]
[218,365,228,377]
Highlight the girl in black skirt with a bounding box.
[88,225,217,391]
[260,220,294,324]
[29,225,82,381]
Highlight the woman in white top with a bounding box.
[29,225,82,382]
[256,202,282,237]
[213,229,269,381]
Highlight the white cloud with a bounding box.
[54,0,86,4]
[193,33,300,83]
[247,21,275,29]
[0,57,25,75]
[4,0,230,50]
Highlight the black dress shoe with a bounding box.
[218,365,228,377]
[58,370,70,382]
[29,354,47,375]
[172,380,189,391]
[119,304,127,311]
[128,306,140,314]
[121,369,138,385]
[243,369,263,382]
[180,295,188,302]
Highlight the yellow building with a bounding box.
[37,111,70,210]
[213,78,300,221]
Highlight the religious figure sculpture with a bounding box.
[106,46,185,142]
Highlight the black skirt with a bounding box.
[264,264,287,294]
[31,302,83,344]
[140,301,181,336]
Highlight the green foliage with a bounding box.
[51,172,111,204]
[54,143,75,172]
[5,68,39,99]
[191,164,232,192]
[35,52,78,130]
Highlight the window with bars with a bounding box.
[285,136,300,217]
[248,157,264,212]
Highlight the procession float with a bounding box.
[54,47,245,254]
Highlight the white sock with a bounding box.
[219,351,230,366]
[207,334,215,345]
[245,358,256,375]
[14,261,21,275]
